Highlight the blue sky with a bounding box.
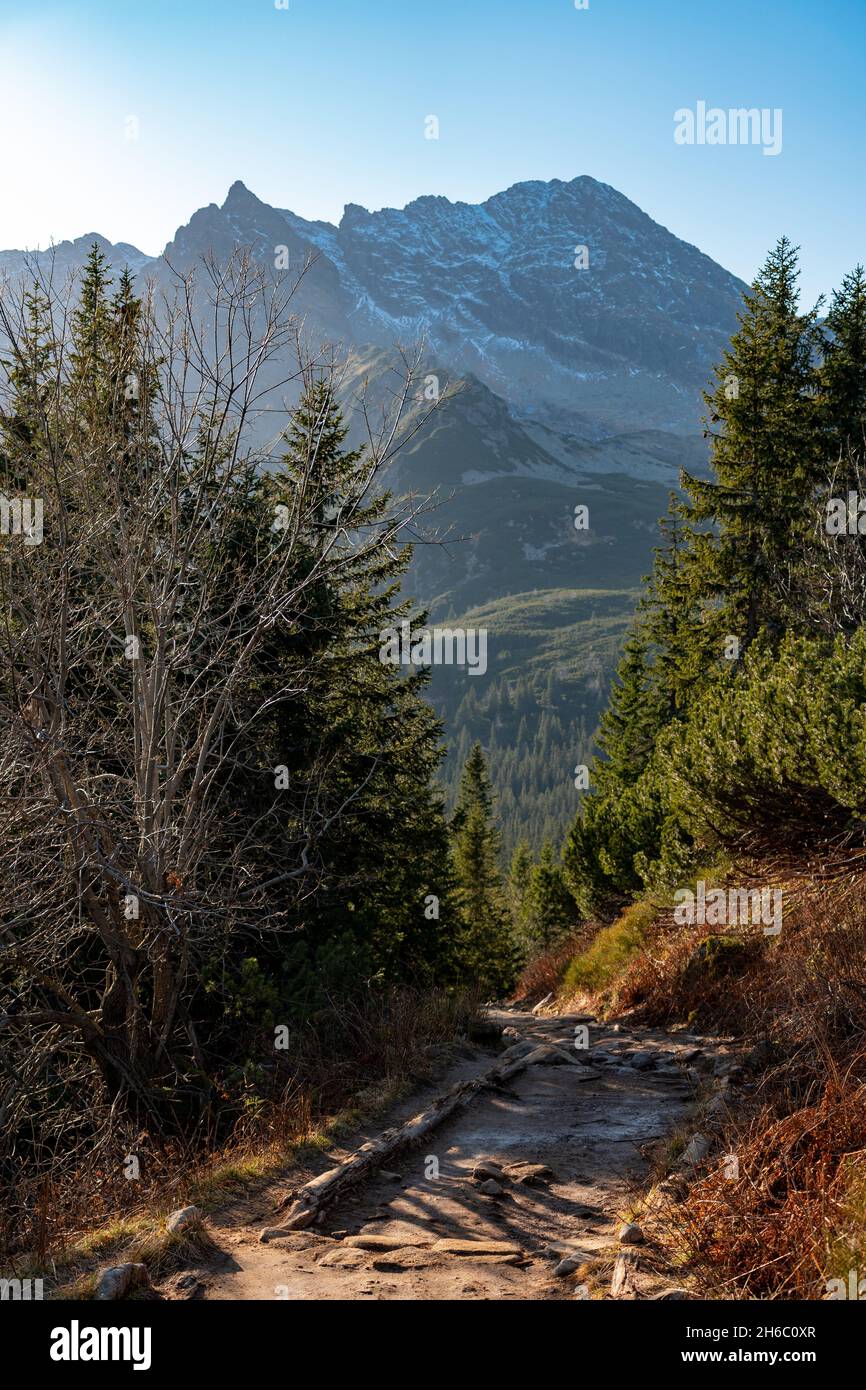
[0,0,862,304]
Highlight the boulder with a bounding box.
[680,1132,712,1166]
[166,1205,204,1234]
[618,1222,644,1245]
[94,1263,149,1301]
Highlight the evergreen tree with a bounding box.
[228,377,459,998]
[820,264,866,459]
[0,286,57,490]
[561,243,825,912]
[507,840,533,945]
[522,842,577,953]
[679,238,821,653]
[69,243,114,423]
[593,625,666,788]
[450,742,516,993]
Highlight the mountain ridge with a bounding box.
[1,174,745,436]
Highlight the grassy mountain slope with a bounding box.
[425,587,639,854]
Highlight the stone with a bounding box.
[500,1026,524,1043]
[431,1237,523,1257]
[166,1205,203,1234]
[469,1252,525,1266]
[260,1206,316,1240]
[469,1017,504,1043]
[170,1272,206,1299]
[705,1093,728,1122]
[371,1249,438,1271]
[618,1222,644,1245]
[536,1046,572,1066]
[497,1040,536,1066]
[318,1246,369,1269]
[94,1263,149,1301]
[507,1161,555,1185]
[472,1158,505,1181]
[345,1232,432,1251]
[629,1051,657,1071]
[478,1179,504,1196]
[680,1132,712,1165]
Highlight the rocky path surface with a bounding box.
[160,1009,733,1302]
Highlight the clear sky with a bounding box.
[0,0,862,305]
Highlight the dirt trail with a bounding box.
[160,1009,727,1301]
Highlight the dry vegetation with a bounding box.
[511,929,591,1006]
[556,848,866,1299]
[0,983,479,1281]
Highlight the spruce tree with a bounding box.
[679,238,821,652]
[507,840,533,948]
[820,264,866,459]
[593,624,666,788]
[450,742,516,993]
[234,377,457,995]
[69,243,114,424]
[522,842,576,953]
[0,285,57,491]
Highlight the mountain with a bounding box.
[161,177,744,436]
[6,176,743,433]
[0,177,747,852]
[0,232,153,281]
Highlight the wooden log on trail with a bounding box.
[259,1041,555,1241]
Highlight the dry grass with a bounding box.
[569,852,866,1299]
[2,984,480,1283]
[511,930,590,1006]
